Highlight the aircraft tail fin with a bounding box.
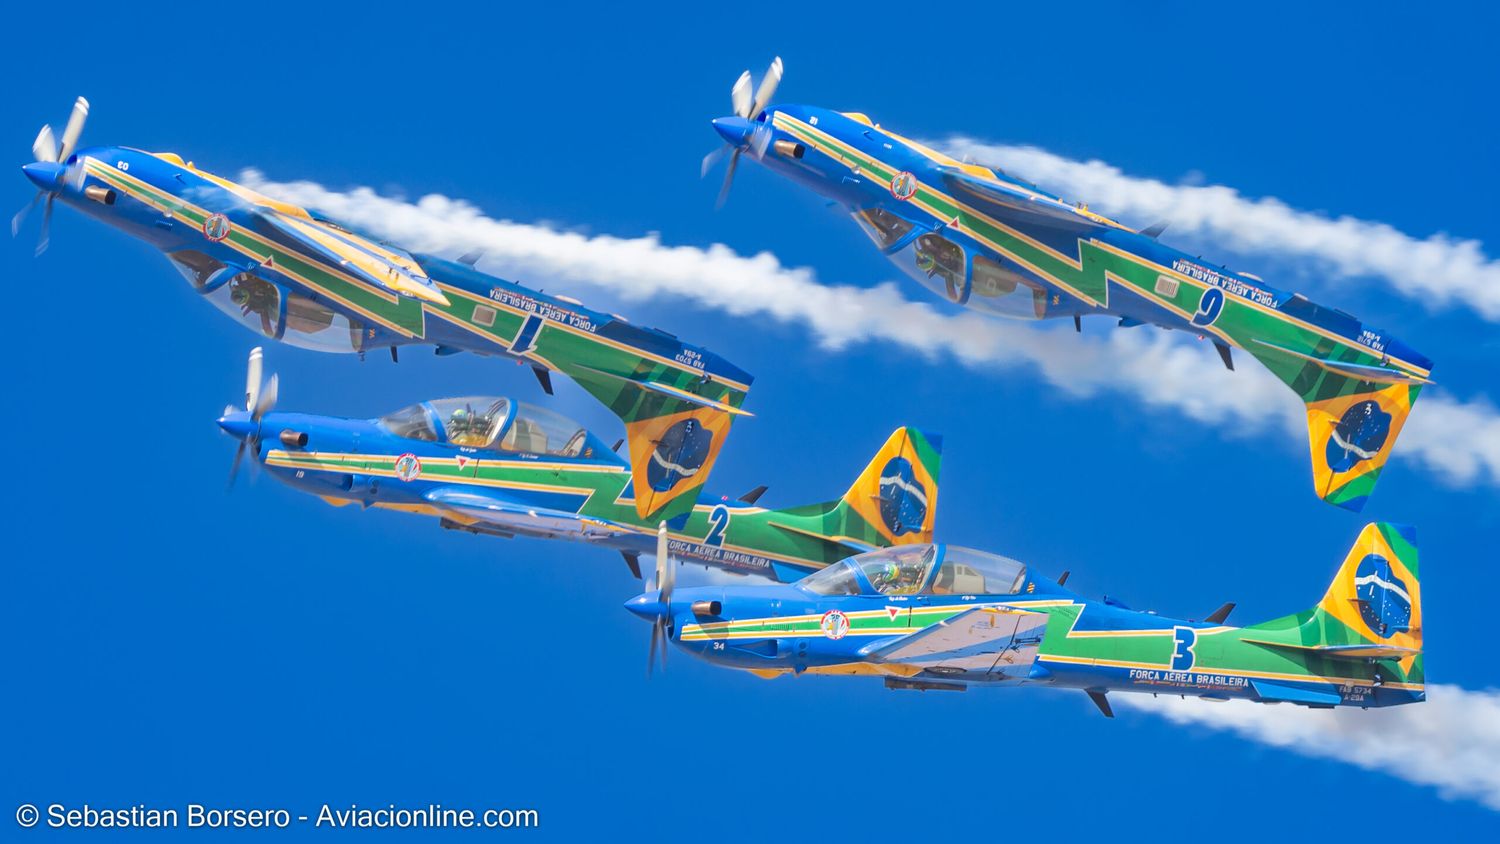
[1244,523,1423,670]
[825,427,943,546]
[759,428,943,581]
[1246,339,1428,512]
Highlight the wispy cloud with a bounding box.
[240,172,1500,490]
[935,138,1500,322]
[1119,685,1500,811]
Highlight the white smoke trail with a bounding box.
[1119,685,1500,811]
[238,172,1500,489]
[935,138,1500,321]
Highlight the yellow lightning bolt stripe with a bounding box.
[773,114,1431,379]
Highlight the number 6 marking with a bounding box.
[1191,286,1225,327]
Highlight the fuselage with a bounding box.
[729,105,1431,379]
[41,144,752,386]
[635,544,1423,709]
[230,402,864,581]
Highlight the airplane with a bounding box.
[14,98,754,523]
[219,348,943,582]
[627,521,1424,711]
[703,60,1432,513]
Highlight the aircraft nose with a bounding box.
[711,116,753,148]
[22,161,66,193]
[217,411,255,441]
[625,591,665,622]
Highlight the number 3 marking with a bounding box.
[705,504,731,547]
[1171,626,1197,671]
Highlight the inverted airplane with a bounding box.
[705,60,1433,512]
[220,349,942,581]
[628,522,1424,712]
[15,98,753,523]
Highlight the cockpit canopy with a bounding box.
[798,544,1028,597]
[379,397,593,457]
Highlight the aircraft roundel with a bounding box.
[890,171,918,201]
[877,456,928,536]
[646,418,713,492]
[394,453,422,482]
[202,213,231,243]
[819,609,851,640]
[1353,553,1412,637]
[1325,400,1393,473]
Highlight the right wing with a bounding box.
[424,486,636,540]
[864,606,1047,680]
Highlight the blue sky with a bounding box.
[3,1,1498,838]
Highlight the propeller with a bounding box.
[702,57,782,208]
[646,520,675,676]
[14,97,89,255]
[225,347,279,488]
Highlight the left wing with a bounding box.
[252,208,451,306]
[864,606,1047,679]
[424,487,636,540]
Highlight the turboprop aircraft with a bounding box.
[627,522,1423,711]
[14,98,752,523]
[220,349,941,581]
[703,61,1432,512]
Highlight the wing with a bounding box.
[938,167,1110,233]
[424,486,635,540]
[252,208,452,306]
[864,606,1047,680]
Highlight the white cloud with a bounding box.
[935,138,1500,321]
[239,172,1500,490]
[1119,685,1500,811]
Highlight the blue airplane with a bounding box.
[627,523,1425,710]
[703,60,1433,513]
[15,98,753,523]
[220,349,943,583]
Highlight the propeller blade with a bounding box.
[730,70,752,119]
[228,440,247,489]
[748,56,783,120]
[700,144,729,179]
[647,622,661,677]
[656,521,674,606]
[11,191,42,237]
[35,196,52,256]
[656,619,668,670]
[32,125,58,164]
[56,97,89,163]
[245,347,264,412]
[749,120,772,160]
[254,373,278,421]
[715,149,741,210]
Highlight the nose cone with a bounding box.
[22,161,66,193]
[711,116,754,148]
[217,411,255,441]
[625,591,666,622]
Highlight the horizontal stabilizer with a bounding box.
[1242,638,1420,661]
[1251,679,1341,707]
[766,520,875,554]
[1252,340,1432,386]
[572,364,753,416]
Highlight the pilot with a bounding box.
[447,407,489,447]
[872,561,903,594]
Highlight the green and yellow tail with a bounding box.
[1245,523,1422,673]
[823,427,943,547]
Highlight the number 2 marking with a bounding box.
[705,504,731,547]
